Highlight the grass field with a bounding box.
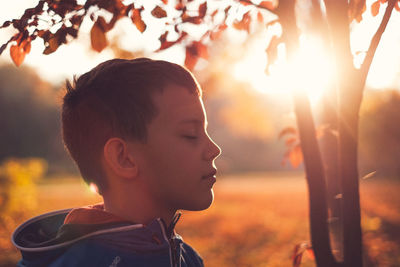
[1,172,399,267]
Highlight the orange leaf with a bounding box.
[162,0,168,4]
[395,1,400,11]
[10,44,26,67]
[185,46,198,71]
[21,39,31,54]
[43,36,60,55]
[285,137,297,147]
[210,23,227,40]
[266,35,281,65]
[371,1,380,17]
[233,11,251,32]
[278,126,296,139]
[151,6,167,18]
[90,20,108,52]
[259,1,274,10]
[198,2,207,18]
[289,145,303,168]
[257,11,263,23]
[182,14,203,24]
[131,9,146,32]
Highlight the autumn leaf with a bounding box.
[43,36,61,55]
[157,31,187,51]
[21,39,31,54]
[185,41,208,70]
[348,0,366,22]
[185,47,198,70]
[289,145,303,168]
[90,19,108,52]
[182,12,203,24]
[285,137,297,146]
[257,11,263,23]
[162,0,168,4]
[131,9,146,32]
[395,1,400,11]
[151,6,167,18]
[198,2,207,18]
[259,1,275,10]
[10,44,26,67]
[233,11,251,32]
[371,1,380,16]
[292,242,313,267]
[266,35,281,71]
[210,23,227,40]
[278,126,297,139]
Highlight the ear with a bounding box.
[103,138,138,179]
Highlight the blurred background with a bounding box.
[1,0,400,266]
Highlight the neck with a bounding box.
[102,184,177,226]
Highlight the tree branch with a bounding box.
[360,0,396,84]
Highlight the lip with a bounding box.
[202,169,217,180]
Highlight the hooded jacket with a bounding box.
[12,204,204,267]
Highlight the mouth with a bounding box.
[202,169,217,180]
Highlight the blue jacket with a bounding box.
[12,208,204,267]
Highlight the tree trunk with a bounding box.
[277,1,338,266]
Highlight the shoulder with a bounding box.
[181,242,204,267]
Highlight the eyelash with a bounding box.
[183,135,198,140]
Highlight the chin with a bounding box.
[185,190,214,211]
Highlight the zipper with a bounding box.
[158,218,176,267]
[157,213,182,267]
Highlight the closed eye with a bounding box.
[183,135,198,140]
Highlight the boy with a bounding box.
[12,58,221,267]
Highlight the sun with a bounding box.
[233,34,335,104]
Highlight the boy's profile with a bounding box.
[12,58,221,267]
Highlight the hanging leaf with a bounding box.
[21,38,31,54]
[157,31,188,51]
[233,11,251,32]
[371,1,380,16]
[184,41,208,70]
[198,2,207,18]
[43,35,61,55]
[131,8,146,32]
[210,23,227,40]
[10,44,26,67]
[289,145,303,168]
[257,11,264,23]
[285,137,297,146]
[90,19,108,52]
[348,0,367,22]
[278,126,297,139]
[292,242,313,267]
[395,1,400,11]
[182,14,203,24]
[266,35,281,71]
[185,46,198,70]
[151,6,167,18]
[162,0,168,4]
[259,1,275,10]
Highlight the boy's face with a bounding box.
[130,84,221,213]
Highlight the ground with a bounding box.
[1,172,399,266]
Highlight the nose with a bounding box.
[204,135,221,161]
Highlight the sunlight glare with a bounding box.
[89,183,99,194]
[233,34,335,104]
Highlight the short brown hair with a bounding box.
[62,58,200,193]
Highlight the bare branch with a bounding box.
[360,0,396,83]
